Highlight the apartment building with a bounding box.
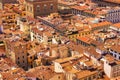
[108,45,120,60]
[105,8,120,23]
[92,0,120,7]
[104,54,120,78]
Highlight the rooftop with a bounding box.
[112,22,120,28]
[27,66,55,80]
[54,54,83,64]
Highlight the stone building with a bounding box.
[25,0,58,18]
[4,39,30,70]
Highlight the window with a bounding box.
[58,76,60,79]
[30,56,32,59]
[111,49,113,51]
[93,75,96,79]
[23,56,24,59]
[50,4,53,10]
[27,53,29,56]
[23,66,25,69]
[114,51,117,53]
[18,57,19,60]
[114,54,117,58]
[30,6,32,12]
[44,4,47,12]
[31,65,33,68]
[18,61,20,64]
[23,61,24,63]
[36,5,40,12]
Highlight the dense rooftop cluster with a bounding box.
[0,0,120,80]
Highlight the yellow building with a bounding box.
[68,30,91,42]
[18,18,31,36]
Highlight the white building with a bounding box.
[104,54,120,78]
[106,8,120,23]
[110,23,120,34]
[108,45,120,60]
[30,24,60,44]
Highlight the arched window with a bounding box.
[36,5,40,12]
[44,4,47,12]
[50,4,53,10]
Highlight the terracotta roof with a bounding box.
[77,36,93,44]
[91,21,112,29]
[112,23,120,28]
[71,5,88,11]
[76,69,98,79]
[0,46,6,56]
[109,45,120,53]
[54,54,83,63]
[27,66,55,80]
[104,0,120,4]
[85,47,101,59]
[1,68,27,80]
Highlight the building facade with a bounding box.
[25,0,58,18]
[104,56,120,78]
[4,40,29,70]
